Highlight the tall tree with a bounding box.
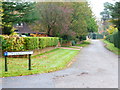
[100,2,120,31]
[36,2,72,37]
[2,2,37,35]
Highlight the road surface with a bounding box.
[1,40,118,88]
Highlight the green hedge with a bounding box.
[0,35,25,51]
[105,31,120,49]
[24,37,39,50]
[0,36,59,51]
[39,37,59,49]
[113,31,120,49]
[106,34,114,43]
[96,34,103,39]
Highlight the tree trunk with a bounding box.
[47,25,52,36]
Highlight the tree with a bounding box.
[2,2,37,35]
[101,2,120,31]
[30,2,97,41]
[70,2,98,38]
[35,2,72,37]
[110,2,120,31]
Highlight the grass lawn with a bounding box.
[0,48,79,77]
[103,40,120,55]
[75,40,91,47]
[62,46,80,49]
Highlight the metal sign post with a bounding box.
[4,51,33,72]
[28,54,31,70]
[5,56,8,72]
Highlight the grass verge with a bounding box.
[0,48,79,77]
[103,40,120,55]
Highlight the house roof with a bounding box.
[14,23,45,34]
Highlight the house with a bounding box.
[14,23,48,37]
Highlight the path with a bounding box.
[1,40,118,88]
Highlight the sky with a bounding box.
[87,0,119,19]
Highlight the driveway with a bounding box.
[1,40,118,88]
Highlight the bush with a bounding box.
[105,31,120,49]
[24,37,39,50]
[106,34,114,43]
[113,31,120,49]
[96,34,103,39]
[1,36,25,51]
[39,37,59,48]
[1,36,59,51]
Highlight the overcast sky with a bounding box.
[87,0,119,19]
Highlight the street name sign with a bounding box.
[4,51,33,72]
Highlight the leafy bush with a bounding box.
[96,34,103,39]
[71,40,76,46]
[1,36,25,51]
[1,36,59,51]
[39,37,59,48]
[113,31,120,49]
[105,34,114,43]
[105,31,120,49]
[24,37,39,50]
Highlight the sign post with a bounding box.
[5,56,8,72]
[28,54,31,70]
[4,51,33,72]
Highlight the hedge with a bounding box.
[39,37,59,49]
[106,34,114,43]
[0,35,59,51]
[96,34,103,39]
[24,37,39,50]
[0,35,25,51]
[113,31,120,49]
[105,31,120,49]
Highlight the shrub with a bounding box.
[105,34,114,43]
[105,31,120,49]
[113,31,120,49]
[1,36,59,51]
[96,34,103,39]
[24,37,39,50]
[81,36,86,40]
[1,36,25,51]
[39,37,59,48]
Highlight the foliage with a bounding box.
[107,25,118,34]
[1,35,25,51]
[1,36,59,51]
[2,2,37,35]
[39,37,59,48]
[101,2,120,31]
[106,34,114,43]
[30,2,98,41]
[105,31,120,49]
[113,31,120,49]
[35,2,72,37]
[103,40,120,55]
[96,33,104,39]
[24,37,39,50]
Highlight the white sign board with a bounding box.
[4,51,33,56]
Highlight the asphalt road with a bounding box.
[1,40,118,88]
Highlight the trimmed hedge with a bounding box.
[106,34,114,43]
[105,31,120,49]
[0,35,59,51]
[113,31,120,49]
[24,37,39,50]
[0,36,25,51]
[39,37,59,49]
[96,34,103,39]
